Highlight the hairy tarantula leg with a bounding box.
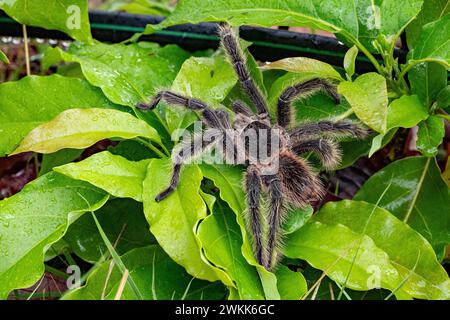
[245,166,268,268]
[232,100,254,117]
[290,119,369,142]
[277,78,340,128]
[218,23,269,116]
[292,138,342,170]
[155,163,182,202]
[264,175,285,270]
[202,109,232,131]
[137,90,208,111]
[155,132,220,202]
[279,151,325,208]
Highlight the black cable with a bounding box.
[0,9,407,74]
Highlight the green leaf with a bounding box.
[172,55,237,105]
[410,14,450,69]
[101,0,172,16]
[108,140,158,161]
[283,206,314,235]
[197,198,265,299]
[142,0,422,52]
[64,198,154,263]
[0,0,92,42]
[436,85,450,110]
[199,164,280,300]
[0,172,108,299]
[368,128,398,157]
[417,116,446,157]
[45,42,190,107]
[407,0,450,49]
[54,151,150,202]
[165,54,238,134]
[39,149,84,176]
[275,265,307,300]
[310,200,450,299]
[142,159,219,281]
[0,75,119,156]
[343,46,358,79]
[338,73,388,133]
[355,157,450,257]
[0,50,9,64]
[285,220,401,292]
[262,57,343,81]
[12,108,160,155]
[370,95,427,158]
[409,62,448,108]
[63,246,226,300]
[386,95,429,130]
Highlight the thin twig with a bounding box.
[22,25,31,76]
[114,269,130,300]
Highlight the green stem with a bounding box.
[62,248,77,267]
[45,265,69,279]
[136,138,168,158]
[355,40,384,75]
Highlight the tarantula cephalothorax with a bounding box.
[138,23,368,270]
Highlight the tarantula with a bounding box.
[138,23,367,270]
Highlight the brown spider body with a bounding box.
[138,23,368,270]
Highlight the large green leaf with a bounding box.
[142,0,423,52]
[39,149,84,176]
[199,164,280,299]
[410,14,450,69]
[407,0,450,48]
[63,246,226,300]
[262,57,343,81]
[386,95,429,130]
[55,151,150,202]
[338,73,388,133]
[12,108,160,155]
[45,42,190,108]
[197,198,265,299]
[0,75,119,156]
[164,54,237,134]
[285,220,401,293]
[409,62,448,108]
[142,159,218,281]
[64,199,155,263]
[355,157,450,257]
[436,85,450,110]
[0,0,92,42]
[417,116,446,157]
[0,172,108,299]
[310,200,450,299]
[275,265,307,300]
[368,95,427,157]
[101,0,172,16]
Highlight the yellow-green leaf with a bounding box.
[12,108,160,154]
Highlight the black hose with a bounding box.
[0,9,407,74]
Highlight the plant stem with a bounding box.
[355,41,384,75]
[22,24,41,177]
[136,138,168,158]
[22,25,31,76]
[45,265,69,279]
